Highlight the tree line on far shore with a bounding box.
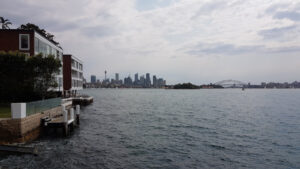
[172,83,224,89]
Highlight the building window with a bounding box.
[59,77,62,87]
[19,34,30,50]
[51,48,56,56]
[56,50,59,59]
[34,37,39,54]
[46,45,50,55]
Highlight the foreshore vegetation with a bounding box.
[173,83,200,89]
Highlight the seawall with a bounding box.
[0,106,62,145]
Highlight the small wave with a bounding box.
[207,144,226,150]
[169,124,209,130]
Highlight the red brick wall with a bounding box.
[63,55,72,90]
[0,30,35,56]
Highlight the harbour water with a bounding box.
[1,89,300,169]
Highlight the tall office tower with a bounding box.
[146,73,151,88]
[91,75,96,83]
[104,70,107,80]
[153,75,157,88]
[115,73,119,81]
[140,75,145,87]
[124,76,133,87]
[128,76,133,86]
[134,73,139,84]
[157,78,163,87]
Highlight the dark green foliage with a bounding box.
[173,83,200,89]
[0,51,61,103]
[27,54,61,99]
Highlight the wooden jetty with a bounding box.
[72,96,93,106]
[42,102,81,136]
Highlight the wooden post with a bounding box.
[63,109,68,136]
[70,108,74,121]
[64,123,69,136]
[63,109,68,123]
[76,105,80,125]
[62,104,66,112]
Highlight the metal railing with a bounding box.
[26,98,61,116]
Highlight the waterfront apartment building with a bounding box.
[0,29,64,91]
[63,54,83,96]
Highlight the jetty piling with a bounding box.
[63,108,69,136]
[0,96,92,145]
[76,105,80,125]
[42,103,80,137]
[72,96,93,106]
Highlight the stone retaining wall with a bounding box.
[0,106,62,144]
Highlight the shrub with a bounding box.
[0,51,61,102]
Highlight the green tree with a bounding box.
[0,51,62,102]
[28,54,61,99]
[173,83,200,89]
[0,51,30,102]
[0,17,12,29]
[18,23,46,35]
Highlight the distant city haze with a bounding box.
[2,0,300,84]
[88,73,166,88]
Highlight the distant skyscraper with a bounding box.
[124,76,133,87]
[134,73,139,84]
[140,75,145,87]
[146,73,151,87]
[91,75,96,83]
[153,75,157,88]
[157,78,166,87]
[115,73,119,81]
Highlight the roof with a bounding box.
[0,29,62,49]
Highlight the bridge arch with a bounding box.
[214,79,247,88]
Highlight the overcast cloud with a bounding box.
[1,0,300,84]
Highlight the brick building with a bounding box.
[63,54,83,96]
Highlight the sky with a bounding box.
[1,0,300,84]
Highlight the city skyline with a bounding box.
[88,71,300,88]
[1,0,300,84]
[89,72,166,83]
[89,72,166,87]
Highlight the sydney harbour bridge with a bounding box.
[214,80,247,88]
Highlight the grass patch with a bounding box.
[0,105,11,118]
